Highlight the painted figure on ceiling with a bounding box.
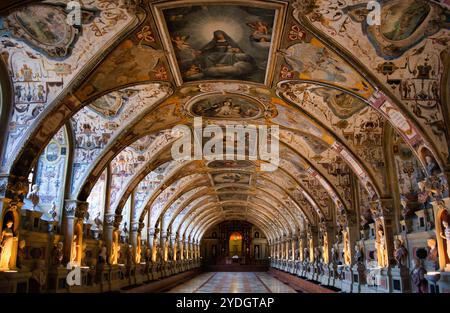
[193,30,256,79]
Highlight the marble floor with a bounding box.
[167,272,297,293]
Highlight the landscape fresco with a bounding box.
[161,5,276,83]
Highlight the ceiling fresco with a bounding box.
[153,1,286,85]
[0,0,449,244]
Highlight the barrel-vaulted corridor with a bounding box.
[0,0,449,294]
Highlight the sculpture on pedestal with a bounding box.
[418,181,432,210]
[126,245,133,267]
[411,259,427,293]
[425,155,440,176]
[98,246,107,264]
[375,225,388,268]
[121,222,129,243]
[343,230,351,266]
[426,238,439,270]
[331,244,339,266]
[354,243,364,267]
[70,234,80,266]
[110,241,120,265]
[400,195,413,220]
[0,220,15,271]
[27,184,40,211]
[303,247,309,266]
[49,202,57,220]
[393,239,408,267]
[145,246,152,264]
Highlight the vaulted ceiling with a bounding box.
[0,0,449,242]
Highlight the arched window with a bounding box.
[254,232,259,238]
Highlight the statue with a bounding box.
[400,195,413,219]
[145,246,152,264]
[93,212,103,231]
[0,220,15,271]
[426,238,439,270]
[135,243,142,264]
[425,155,440,176]
[331,244,340,266]
[17,239,27,270]
[354,243,364,267]
[81,242,87,266]
[110,241,120,265]
[322,234,329,264]
[394,239,408,267]
[88,258,97,286]
[418,181,432,210]
[49,202,58,221]
[376,226,388,268]
[439,213,450,262]
[52,242,64,267]
[70,234,79,266]
[411,259,428,293]
[303,247,309,265]
[343,230,351,266]
[126,245,133,267]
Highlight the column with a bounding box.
[370,199,397,293]
[161,229,167,262]
[129,191,138,263]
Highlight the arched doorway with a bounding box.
[229,232,242,257]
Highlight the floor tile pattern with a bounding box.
[167,272,297,293]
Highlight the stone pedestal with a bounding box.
[328,264,338,287]
[47,266,69,293]
[110,265,122,291]
[127,264,136,286]
[97,264,110,292]
[151,264,161,280]
[376,268,392,293]
[351,264,366,293]
[341,267,354,293]
[0,271,32,293]
[135,264,145,285]
[391,266,411,293]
